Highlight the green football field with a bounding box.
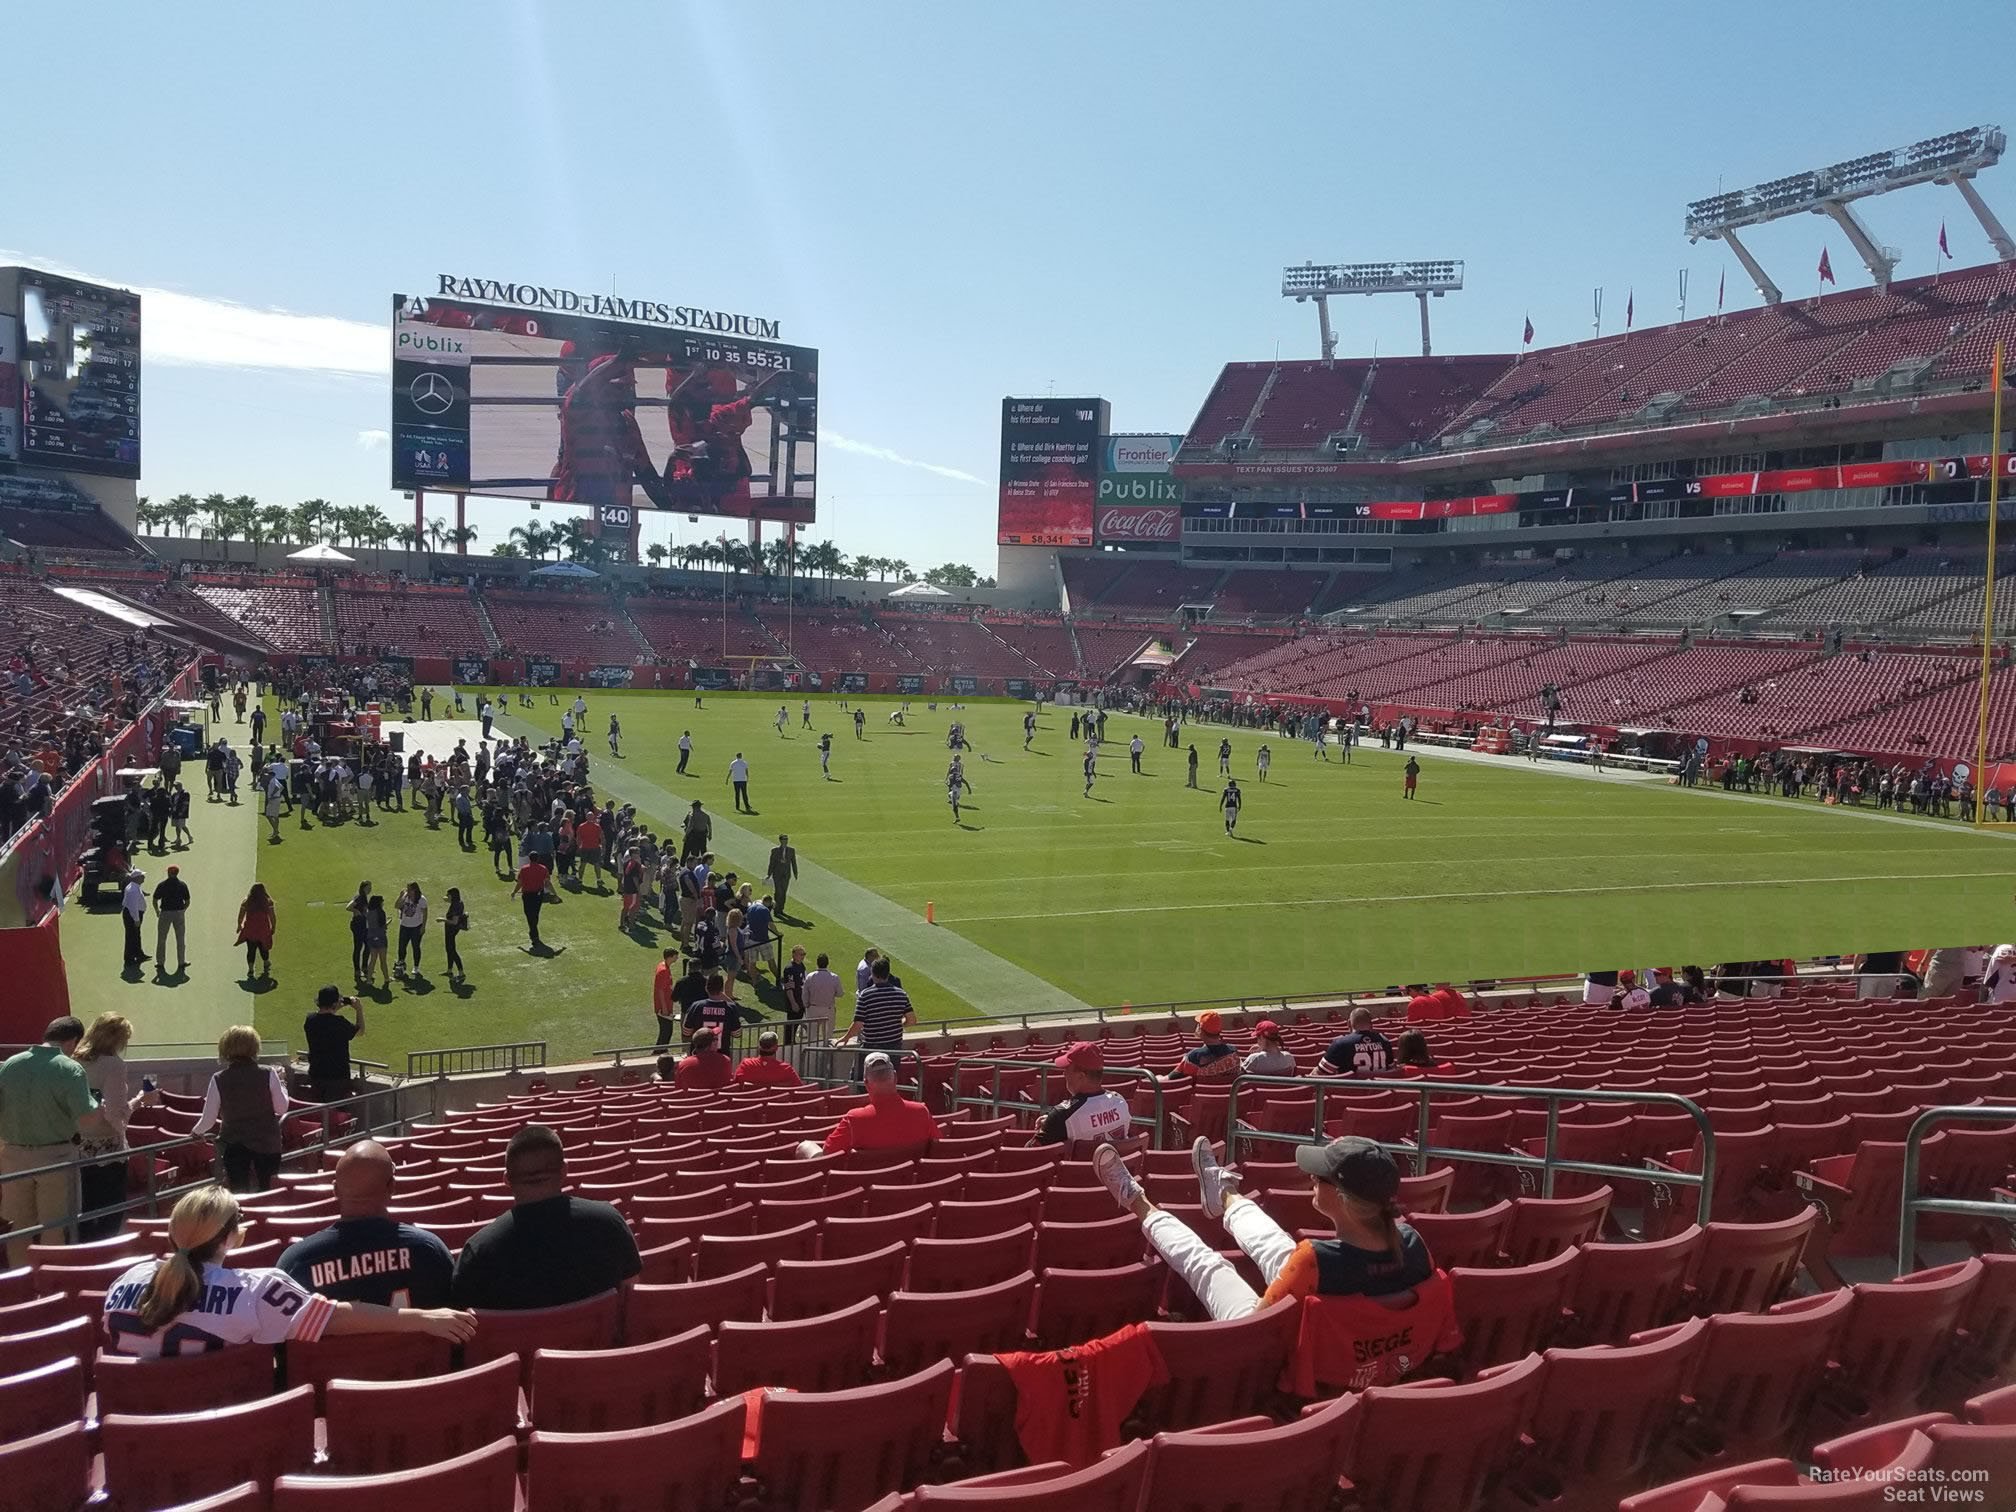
[65,689,2016,1069]
[283,685,2016,1058]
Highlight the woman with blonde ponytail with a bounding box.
[104,1184,475,1358]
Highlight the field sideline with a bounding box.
[70,687,2009,1070]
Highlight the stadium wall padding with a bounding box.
[0,911,71,1038]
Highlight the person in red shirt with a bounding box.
[795,1052,937,1157]
[1404,986,1443,1023]
[511,857,551,950]
[664,367,794,516]
[549,350,673,510]
[573,814,605,891]
[651,948,679,1050]
[733,1030,802,1088]
[671,1027,733,1091]
[1427,983,1470,1020]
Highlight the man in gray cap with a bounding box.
[1093,1134,1438,1330]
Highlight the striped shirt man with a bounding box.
[853,964,914,1050]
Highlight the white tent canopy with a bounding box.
[286,543,355,563]
[887,581,952,598]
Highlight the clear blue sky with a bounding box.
[14,1,2016,570]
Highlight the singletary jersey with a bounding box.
[103,1260,335,1358]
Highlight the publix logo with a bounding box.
[1098,474,1182,504]
[397,331,465,355]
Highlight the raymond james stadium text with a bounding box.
[432,275,780,338]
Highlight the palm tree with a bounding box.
[445,524,478,556]
[290,499,328,546]
[763,537,795,581]
[509,522,553,561]
[426,516,448,553]
[890,559,913,583]
[363,516,396,554]
[259,504,294,548]
[163,493,201,538]
[645,543,668,569]
[554,518,593,563]
[491,541,523,559]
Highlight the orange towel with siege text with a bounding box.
[996,1322,1168,1468]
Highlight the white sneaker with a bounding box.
[1093,1143,1142,1210]
[1192,1137,1241,1219]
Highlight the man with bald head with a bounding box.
[277,1140,453,1307]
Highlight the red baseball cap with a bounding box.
[1198,1010,1224,1036]
[1252,1019,1283,1040]
[1055,1041,1103,1072]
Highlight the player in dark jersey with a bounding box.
[664,367,798,515]
[549,350,673,510]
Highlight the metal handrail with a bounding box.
[939,1056,1168,1147]
[406,1042,547,1079]
[1222,1074,1719,1227]
[1897,1103,2016,1274]
[0,1081,425,1249]
[793,1045,928,1101]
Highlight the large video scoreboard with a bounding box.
[1,268,141,478]
[391,290,817,526]
[997,396,1108,547]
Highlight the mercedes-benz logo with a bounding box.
[409,371,456,416]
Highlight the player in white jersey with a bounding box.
[776,706,789,736]
[1256,744,1271,781]
[102,1185,471,1360]
[801,699,813,728]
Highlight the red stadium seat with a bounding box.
[897,1438,1153,1510]
[1406,1201,1513,1269]
[881,1273,1036,1377]
[282,1331,455,1405]
[462,1290,621,1374]
[525,1396,748,1512]
[0,1355,86,1444]
[1564,1225,1703,1345]
[825,1203,935,1259]
[907,1227,1037,1293]
[1032,1216,1143,1273]
[529,1325,711,1432]
[1140,1303,1301,1432]
[1965,1381,2016,1425]
[95,1344,276,1415]
[101,1383,318,1512]
[1031,1263,1163,1349]
[155,1485,265,1512]
[770,1242,906,1319]
[0,1421,91,1512]
[715,1294,881,1395]
[1502,1186,1612,1265]
[1508,1317,1709,1512]
[271,1437,519,1512]
[1345,1352,1547,1512]
[1141,1392,1358,1512]
[750,1359,957,1512]
[1687,1212,1817,1316]
[1808,1260,1982,1435]
[1671,1288,1853,1467]
[626,1266,768,1342]
[935,1194,1044,1240]
[1448,1247,1582,1375]
[695,1220,817,1279]
[322,1354,522,1474]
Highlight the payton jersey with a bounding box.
[103,1259,336,1358]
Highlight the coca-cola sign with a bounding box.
[1096,505,1181,542]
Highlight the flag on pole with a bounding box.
[1818,247,1835,286]
[1522,315,1534,346]
[1626,290,1634,330]
[1717,269,1726,312]
[1940,222,1952,260]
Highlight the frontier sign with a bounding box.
[431,274,780,340]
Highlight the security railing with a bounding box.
[0,1081,428,1251]
[405,1041,547,1079]
[1223,1075,1720,1227]
[938,1056,1169,1147]
[1897,1103,2016,1274]
[593,1017,835,1070]
[794,1045,928,1101]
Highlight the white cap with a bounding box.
[863,1052,895,1077]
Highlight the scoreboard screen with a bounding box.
[14,270,140,478]
[998,396,1107,547]
[390,294,817,523]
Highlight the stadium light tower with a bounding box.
[1685,125,2014,303]
[1282,260,1464,362]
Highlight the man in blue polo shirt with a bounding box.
[279,1141,452,1306]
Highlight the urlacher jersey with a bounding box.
[1037,1089,1132,1146]
[103,1260,336,1358]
